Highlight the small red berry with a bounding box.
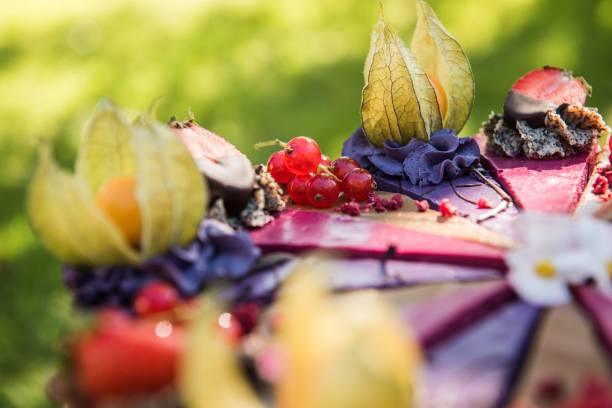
[415,200,429,212]
[339,200,361,216]
[267,151,292,184]
[230,302,261,335]
[330,157,361,180]
[283,136,321,175]
[320,155,332,167]
[593,175,609,195]
[439,199,457,217]
[307,174,340,208]
[288,174,312,205]
[477,198,492,209]
[341,168,376,202]
[133,281,180,317]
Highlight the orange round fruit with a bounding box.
[96,175,142,247]
[426,72,448,120]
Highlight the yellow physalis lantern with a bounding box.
[26,99,208,267]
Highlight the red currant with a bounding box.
[267,151,292,184]
[477,198,492,209]
[439,199,457,217]
[230,302,261,335]
[320,155,332,167]
[288,174,312,205]
[341,168,376,202]
[133,281,179,316]
[307,174,340,208]
[283,136,321,175]
[330,157,360,180]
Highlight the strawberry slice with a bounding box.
[169,119,243,162]
[74,311,184,402]
[510,66,589,107]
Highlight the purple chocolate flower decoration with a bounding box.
[63,219,261,309]
[342,127,480,187]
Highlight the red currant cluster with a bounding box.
[261,136,376,208]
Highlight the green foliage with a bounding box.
[1,0,611,405]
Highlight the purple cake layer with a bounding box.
[223,257,502,303]
[404,281,515,349]
[424,301,542,408]
[388,174,519,236]
[574,286,612,362]
[250,210,507,269]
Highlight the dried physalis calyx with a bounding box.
[361,0,474,146]
[27,99,208,267]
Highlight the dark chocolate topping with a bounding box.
[195,155,255,215]
[503,90,557,128]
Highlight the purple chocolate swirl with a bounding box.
[342,128,480,186]
[63,219,261,309]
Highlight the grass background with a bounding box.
[1,0,611,405]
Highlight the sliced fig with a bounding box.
[195,155,255,215]
[170,118,254,215]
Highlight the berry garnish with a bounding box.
[477,198,492,209]
[284,136,321,175]
[330,157,361,180]
[593,175,609,195]
[439,199,457,217]
[96,175,142,246]
[288,174,312,205]
[267,151,292,184]
[510,67,589,107]
[341,168,376,202]
[338,200,361,216]
[320,155,332,167]
[415,200,429,212]
[74,314,183,401]
[133,281,180,317]
[230,302,261,335]
[307,174,340,208]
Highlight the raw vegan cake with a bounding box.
[25,1,612,408]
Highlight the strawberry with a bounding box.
[510,66,590,107]
[74,312,184,402]
[169,118,243,162]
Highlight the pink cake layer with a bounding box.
[250,209,507,269]
[474,134,598,213]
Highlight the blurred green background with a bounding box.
[1,0,611,405]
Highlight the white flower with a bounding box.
[506,212,612,306]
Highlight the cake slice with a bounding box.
[424,301,542,408]
[479,67,609,213]
[250,209,507,269]
[475,133,598,213]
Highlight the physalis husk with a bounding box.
[27,99,207,266]
[361,0,474,146]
